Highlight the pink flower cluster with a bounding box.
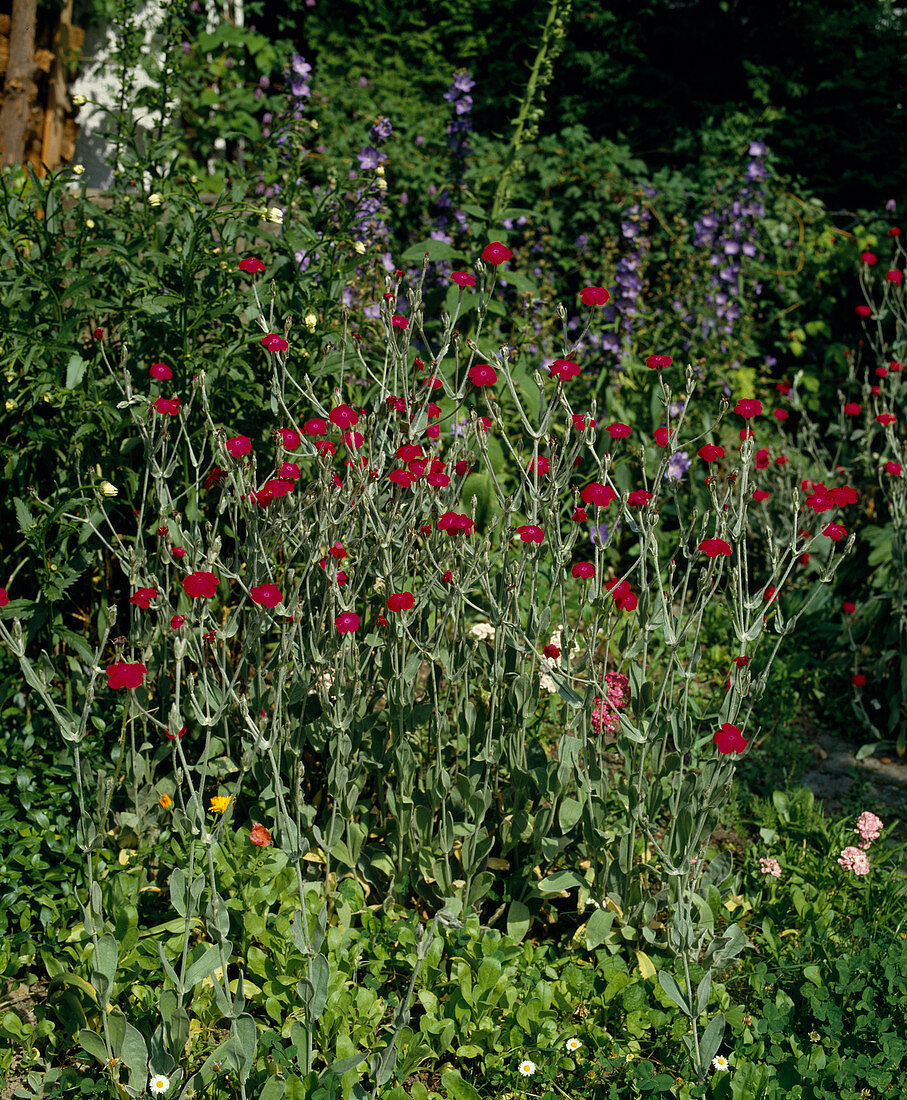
[590,673,630,734]
[759,857,782,878]
[837,846,870,876]
[854,810,884,850]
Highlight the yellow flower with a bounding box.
[99,481,118,497]
[158,793,173,809]
[72,163,85,175]
[304,312,318,332]
[353,241,366,255]
[147,192,163,207]
[209,795,233,814]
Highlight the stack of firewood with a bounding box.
[0,0,83,173]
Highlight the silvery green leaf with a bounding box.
[695,972,711,1015]
[698,1012,726,1073]
[658,970,692,1016]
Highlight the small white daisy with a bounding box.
[518,1060,537,1077]
[149,1075,170,1095]
[565,1037,582,1052]
[712,1055,730,1072]
[625,1053,635,1063]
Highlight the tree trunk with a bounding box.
[0,0,39,167]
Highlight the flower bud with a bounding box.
[100,481,118,497]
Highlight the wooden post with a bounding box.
[39,0,73,173]
[0,0,39,167]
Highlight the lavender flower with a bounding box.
[369,116,393,144]
[665,451,691,482]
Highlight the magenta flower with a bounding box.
[516,525,544,544]
[106,662,148,689]
[226,435,252,457]
[335,612,360,633]
[250,584,282,607]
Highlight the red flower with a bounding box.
[389,469,413,487]
[775,455,789,466]
[183,571,219,598]
[150,361,172,380]
[481,241,512,265]
[391,314,408,330]
[469,363,497,386]
[733,655,750,669]
[387,592,415,612]
[572,413,594,431]
[856,305,872,318]
[106,661,148,690]
[203,465,225,491]
[172,546,186,559]
[239,257,266,274]
[543,644,561,659]
[571,507,588,522]
[442,569,454,584]
[527,456,551,476]
[646,355,672,370]
[753,489,770,502]
[280,461,301,479]
[799,552,810,566]
[516,525,544,543]
[891,360,904,372]
[734,399,763,418]
[335,612,360,633]
[250,584,282,607]
[170,614,185,629]
[851,673,867,688]
[328,543,346,560]
[861,251,877,265]
[843,402,861,416]
[887,270,903,285]
[877,413,896,425]
[130,587,158,609]
[261,334,288,352]
[451,271,476,288]
[627,489,653,507]
[275,428,300,450]
[342,430,364,449]
[653,426,670,448]
[581,482,617,507]
[604,579,638,612]
[607,422,631,439]
[549,358,580,382]
[698,443,725,462]
[885,460,902,476]
[249,822,272,846]
[571,561,595,579]
[165,724,186,739]
[739,428,755,441]
[580,285,611,305]
[699,538,732,558]
[890,227,901,236]
[755,448,770,469]
[329,405,359,429]
[713,722,747,754]
[773,408,789,421]
[843,601,856,615]
[438,511,474,536]
[763,585,776,603]
[776,380,791,395]
[155,397,181,416]
[822,523,847,541]
[226,435,252,457]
